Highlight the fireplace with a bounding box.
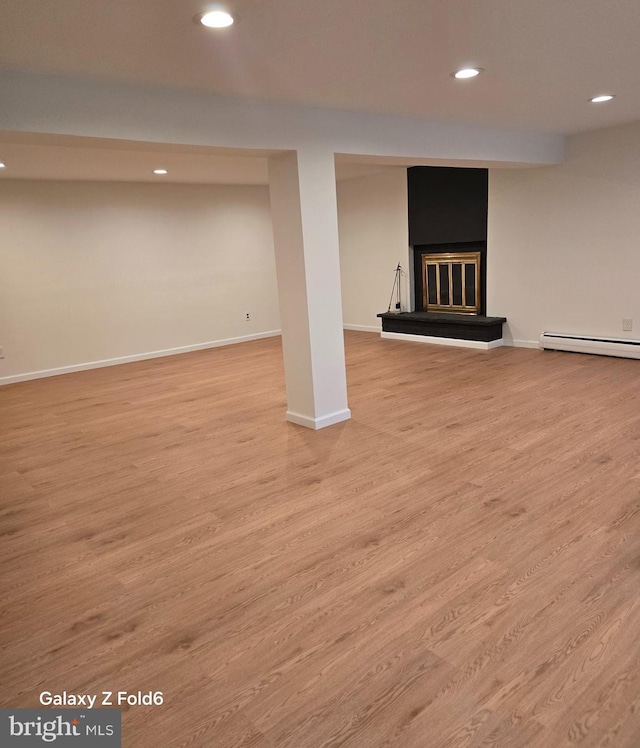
[379,239,504,343]
[413,241,487,316]
[421,251,481,315]
[378,167,505,345]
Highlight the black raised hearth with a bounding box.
[377,312,506,343]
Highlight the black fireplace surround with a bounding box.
[378,167,506,343]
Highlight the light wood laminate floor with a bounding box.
[2,331,640,747]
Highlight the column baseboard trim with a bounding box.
[286,408,351,430]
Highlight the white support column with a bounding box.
[268,149,351,429]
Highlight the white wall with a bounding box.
[337,169,409,331]
[0,180,280,381]
[488,121,640,345]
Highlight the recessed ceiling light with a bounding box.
[0,162,5,168]
[153,169,168,175]
[197,10,234,28]
[452,68,483,79]
[590,94,615,103]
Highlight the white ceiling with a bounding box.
[1,0,638,184]
[0,133,276,185]
[0,0,638,135]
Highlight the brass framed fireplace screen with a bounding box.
[421,252,481,315]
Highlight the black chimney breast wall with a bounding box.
[408,166,488,246]
[379,166,504,341]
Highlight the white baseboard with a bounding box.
[0,330,282,386]
[503,339,540,349]
[286,408,351,430]
[343,324,381,333]
[380,332,503,350]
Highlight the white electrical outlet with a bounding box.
[245,312,251,321]
[623,318,633,332]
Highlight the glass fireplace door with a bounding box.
[422,252,481,315]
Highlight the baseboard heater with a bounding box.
[540,332,640,360]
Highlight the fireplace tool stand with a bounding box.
[387,263,402,314]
